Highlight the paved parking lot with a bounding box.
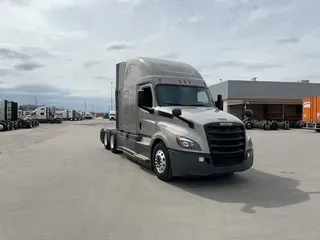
[0,119,319,240]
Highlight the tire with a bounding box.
[110,132,119,153]
[103,130,111,150]
[245,122,252,130]
[21,122,28,128]
[100,128,105,144]
[152,142,173,181]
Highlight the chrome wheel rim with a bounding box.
[110,134,114,149]
[155,150,166,173]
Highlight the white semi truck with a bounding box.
[108,111,116,121]
[100,57,254,181]
[31,106,62,123]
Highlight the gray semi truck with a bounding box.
[100,57,254,181]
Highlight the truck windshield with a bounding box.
[156,84,214,107]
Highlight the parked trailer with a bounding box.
[99,57,254,181]
[303,96,320,132]
[66,110,82,121]
[0,100,17,131]
[0,100,39,131]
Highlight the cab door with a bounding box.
[137,83,156,137]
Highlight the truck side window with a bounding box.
[197,91,209,104]
[143,87,153,108]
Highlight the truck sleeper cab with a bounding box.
[100,57,254,181]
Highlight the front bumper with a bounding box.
[168,148,254,177]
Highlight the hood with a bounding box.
[159,106,243,125]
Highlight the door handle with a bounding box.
[139,122,142,129]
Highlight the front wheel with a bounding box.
[152,142,173,181]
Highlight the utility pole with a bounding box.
[85,100,87,112]
[35,96,38,105]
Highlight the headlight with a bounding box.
[176,136,201,151]
[246,135,253,151]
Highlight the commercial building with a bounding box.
[209,80,320,121]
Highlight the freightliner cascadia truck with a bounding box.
[100,57,254,181]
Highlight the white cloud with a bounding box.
[0,0,319,110]
[105,41,134,51]
[248,8,269,22]
[187,16,200,23]
[116,0,143,5]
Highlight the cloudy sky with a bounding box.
[1,0,320,112]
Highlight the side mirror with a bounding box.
[137,90,145,107]
[244,109,253,118]
[215,94,223,110]
[172,108,182,117]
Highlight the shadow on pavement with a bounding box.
[168,169,320,214]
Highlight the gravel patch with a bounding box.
[0,124,69,155]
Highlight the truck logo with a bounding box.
[220,122,233,126]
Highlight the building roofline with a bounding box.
[221,79,320,85]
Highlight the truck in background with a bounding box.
[0,99,39,131]
[84,111,93,119]
[100,57,254,181]
[108,111,116,121]
[303,96,320,132]
[31,106,62,124]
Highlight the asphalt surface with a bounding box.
[0,119,319,240]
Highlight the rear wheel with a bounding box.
[152,142,173,181]
[110,132,119,153]
[103,130,110,150]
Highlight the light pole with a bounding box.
[110,82,113,111]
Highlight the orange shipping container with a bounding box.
[303,96,320,122]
